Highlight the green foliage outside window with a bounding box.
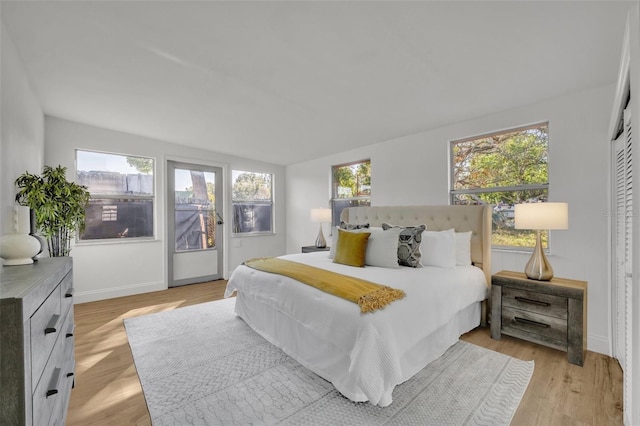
[451,124,549,248]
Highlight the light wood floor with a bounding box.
[67,280,623,426]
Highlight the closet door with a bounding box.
[613,108,634,419]
[613,129,627,370]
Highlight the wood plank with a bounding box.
[66,280,622,426]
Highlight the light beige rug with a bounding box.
[125,297,533,426]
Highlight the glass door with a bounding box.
[167,161,223,287]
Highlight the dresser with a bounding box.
[0,257,75,425]
[490,270,587,366]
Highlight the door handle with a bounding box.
[216,212,224,225]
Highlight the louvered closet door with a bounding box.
[613,108,632,375]
[613,108,634,421]
[614,131,626,370]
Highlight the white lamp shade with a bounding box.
[514,202,569,230]
[310,208,332,223]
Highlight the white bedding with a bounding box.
[224,251,488,407]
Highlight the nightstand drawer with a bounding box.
[502,306,567,349]
[502,287,568,320]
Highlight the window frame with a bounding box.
[231,169,275,236]
[330,159,371,227]
[75,149,156,243]
[449,123,549,250]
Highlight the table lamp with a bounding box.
[310,208,332,248]
[514,202,568,281]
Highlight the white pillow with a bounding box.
[455,231,473,266]
[365,227,403,268]
[421,228,456,268]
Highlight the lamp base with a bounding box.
[0,233,41,266]
[524,231,554,281]
[315,224,327,248]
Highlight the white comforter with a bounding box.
[224,252,487,406]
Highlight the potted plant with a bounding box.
[15,165,91,257]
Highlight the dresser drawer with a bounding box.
[30,285,62,389]
[502,306,567,349]
[32,332,64,426]
[502,287,568,319]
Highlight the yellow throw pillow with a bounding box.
[334,229,371,267]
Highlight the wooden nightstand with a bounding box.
[301,246,330,253]
[490,270,587,366]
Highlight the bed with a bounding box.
[224,205,492,407]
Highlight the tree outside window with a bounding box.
[450,123,549,248]
[331,160,371,226]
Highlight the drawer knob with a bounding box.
[514,316,550,328]
[66,332,74,338]
[65,287,74,298]
[67,372,75,378]
[515,296,550,307]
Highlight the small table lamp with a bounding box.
[310,208,332,248]
[514,202,568,281]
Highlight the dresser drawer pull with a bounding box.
[46,367,62,398]
[44,314,61,334]
[514,316,550,328]
[514,296,550,307]
[65,288,74,298]
[67,372,75,378]
[66,332,74,338]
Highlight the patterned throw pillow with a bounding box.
[381,223,427,268]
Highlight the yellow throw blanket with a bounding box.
[243,257,406,313]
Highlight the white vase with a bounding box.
[0,233,41,266]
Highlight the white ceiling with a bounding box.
[1,1,633,165]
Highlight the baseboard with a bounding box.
[73,280,166,304]
[588,333,611,357]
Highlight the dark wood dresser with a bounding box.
[0,257,75,425]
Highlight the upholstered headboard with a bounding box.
[340,205,492,286]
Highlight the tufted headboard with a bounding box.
[340,205,492,286]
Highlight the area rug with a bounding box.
[124,297,533,426]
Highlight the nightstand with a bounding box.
[301,246,330,253]
[490,270,587,366]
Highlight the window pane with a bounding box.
[232,171,272,201]
[77,151,154,196]
[232,170,273,234]
[453,189,549,248]
[77,150,155,241]
[450,124,549,249]
[175,205,216,251]
[80,198,153,239]
[332,161,371,199]
[174,168,217,251]
[452,124,548,191]
[232,203,272,233]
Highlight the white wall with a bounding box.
[45,117,286,303]
[0,23,45,234]
[286,85,614,355]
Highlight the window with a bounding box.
[450,123,549,248]
[76,150,154,240]
[232,170,273,235]
[331,160,371,226]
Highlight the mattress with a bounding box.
[224,251,488,406]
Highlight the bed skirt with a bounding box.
[233,293,481,406]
